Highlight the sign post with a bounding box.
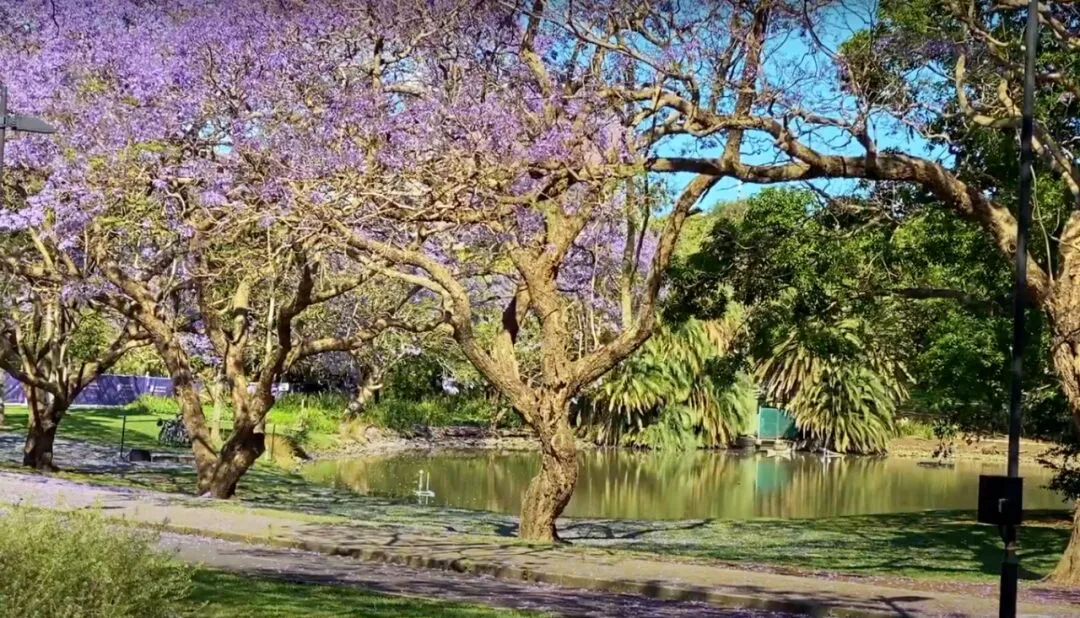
[976,3,1039,617]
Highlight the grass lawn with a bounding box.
[608,510,1071,581]
[189,569,542,617]
[3,404,177,451]
[0,404,339,453]
[6,455,1070,583]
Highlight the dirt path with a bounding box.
[160,532,795,617]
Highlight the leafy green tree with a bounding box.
[758,318,907,454]
[529,0,1080,575]
[581,309,755,450]
[669,188,1069,454]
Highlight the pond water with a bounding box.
[301,449,1068,520]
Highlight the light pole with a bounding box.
[976,2,1039,618]
[0,81,58,208]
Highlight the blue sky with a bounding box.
[648,1,950,213]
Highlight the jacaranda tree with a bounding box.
[0,0,442,496]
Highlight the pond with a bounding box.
[301,449,1068,521]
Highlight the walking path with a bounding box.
[159,532,794,617]
[0,471,1073,618]
[0,434,187,473]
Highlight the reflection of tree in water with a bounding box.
[302,451,1063,520]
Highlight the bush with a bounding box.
[0,507,191,618]
[383,354,445,400]
[267,392,349,435]
[364,395,501,431]
[582,317,756,450]
[895,416,937,439]
[125,394,180,417]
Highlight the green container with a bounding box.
[757,407,798,440]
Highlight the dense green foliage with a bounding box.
[580,313,755,450]
[126,394,186,417]
[0,508,191,618]
[666,187,1071,454]
[363,395,506,432]
[758,319,906,453]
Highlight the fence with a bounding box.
[2,374,173,407]
[1,373,293,408]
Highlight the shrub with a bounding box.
[268,392,349,435]
[124,394,180,417]
[364,395,500,431]
[0,507,191,618]
[383,354,445,400]
[757,318,907,454]
[895,416,936,439]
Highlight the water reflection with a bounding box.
[302,450,1067,520]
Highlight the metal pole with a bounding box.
[1001,2,1039,617]
[119,413,127,459]
[0,81,7,210]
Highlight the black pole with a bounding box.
[1001,2,1039,616]
[0,82,7,210]
[119,413,127,460]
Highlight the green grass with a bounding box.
[130,394,346,452]
[605,510,1071,581]
[1,401,341,453]
[3,404,177,451]
[188,569,542,617]
[0,391,512,457]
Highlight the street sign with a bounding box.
[1,81,59,209]
[977,475,1024,527]
[2,114,57,134]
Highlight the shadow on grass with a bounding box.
[188,569,535,618]
[217,466,1072,583]
[4,414,1070,585]
[17,447,1073,583]
[596,509,1071,581]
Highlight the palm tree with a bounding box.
[757,318,907,454]
[582,305,756,449]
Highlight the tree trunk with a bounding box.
[519,397,578,543]
[345,368,380,418]
[1049,503,1080,585]
[203,421,265,498]
[23,394,61,471]
[0,371,7,427]
[1048,278,1080,583]
[173,377,217,494]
